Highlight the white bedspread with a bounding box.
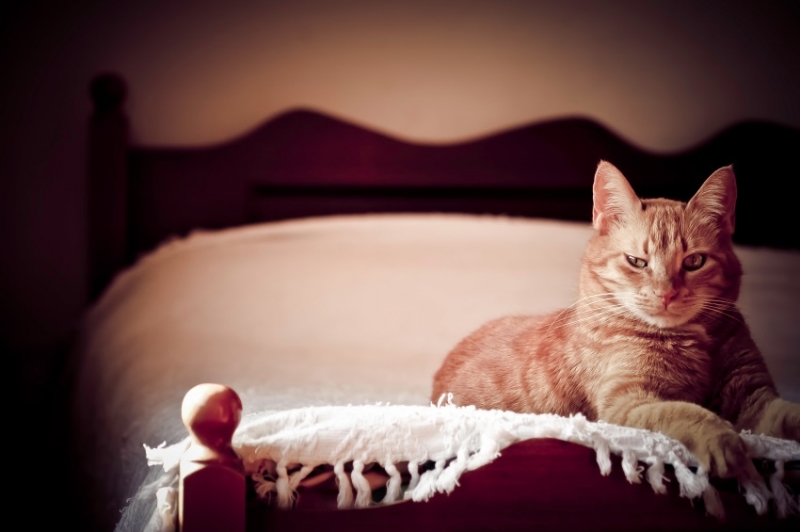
[69,213,800,531]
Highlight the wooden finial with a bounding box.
[181,383,243,455]
[179,383,245,532]
[89,73,126,115]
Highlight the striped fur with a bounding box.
[432,161,800,479]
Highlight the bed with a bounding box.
[68,73,800,532]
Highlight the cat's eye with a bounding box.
[626,255,647,268]
[682,253,707,271]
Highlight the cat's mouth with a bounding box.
[624,295,698,329]
[643,307,693,328]
[630,301,694,328]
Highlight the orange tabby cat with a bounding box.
[432,161,800,480]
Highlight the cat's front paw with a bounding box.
[689,421,752,479]
[755,399,800,442]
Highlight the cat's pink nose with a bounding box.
[658,289,678,309]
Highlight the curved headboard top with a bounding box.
[132,106,797,188]
[88,74,799,298]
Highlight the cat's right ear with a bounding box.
[592,161,641,234]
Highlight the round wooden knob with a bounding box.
[90,73,126,113]
[181,383,243,450]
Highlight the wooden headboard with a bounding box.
[87,73,800,300]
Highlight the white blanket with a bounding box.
[144,399,800,532]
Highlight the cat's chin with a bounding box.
[635,311,693,330]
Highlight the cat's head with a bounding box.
[582,161,742,329]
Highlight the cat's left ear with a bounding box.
[686,165,737,235]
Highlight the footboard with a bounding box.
[176,383,800,532]
[179,384,246,532]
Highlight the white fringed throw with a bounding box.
[143,398,800,532]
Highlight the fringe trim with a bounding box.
[142,402,800,531]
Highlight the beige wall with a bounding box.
[2,0,799,353]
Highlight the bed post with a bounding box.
[179,383,246,532]
[87,73,129,301]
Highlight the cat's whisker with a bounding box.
[703,305,741,319]
[549,303,622,326]
[589,306,632,331]
[553,293,618,310]
[547,296,626,325]
[545,293,620,333]
[699,301,737,311]
[549,293,630,323]
[697,304,743,324]
[685,296,735,305]
[546,303,629,332]
[686,295,737,306]
[687,297,740,317]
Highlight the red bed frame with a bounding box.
[82,73,800,532]
[180,383,799,532]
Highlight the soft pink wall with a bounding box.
[2,0,799,355]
